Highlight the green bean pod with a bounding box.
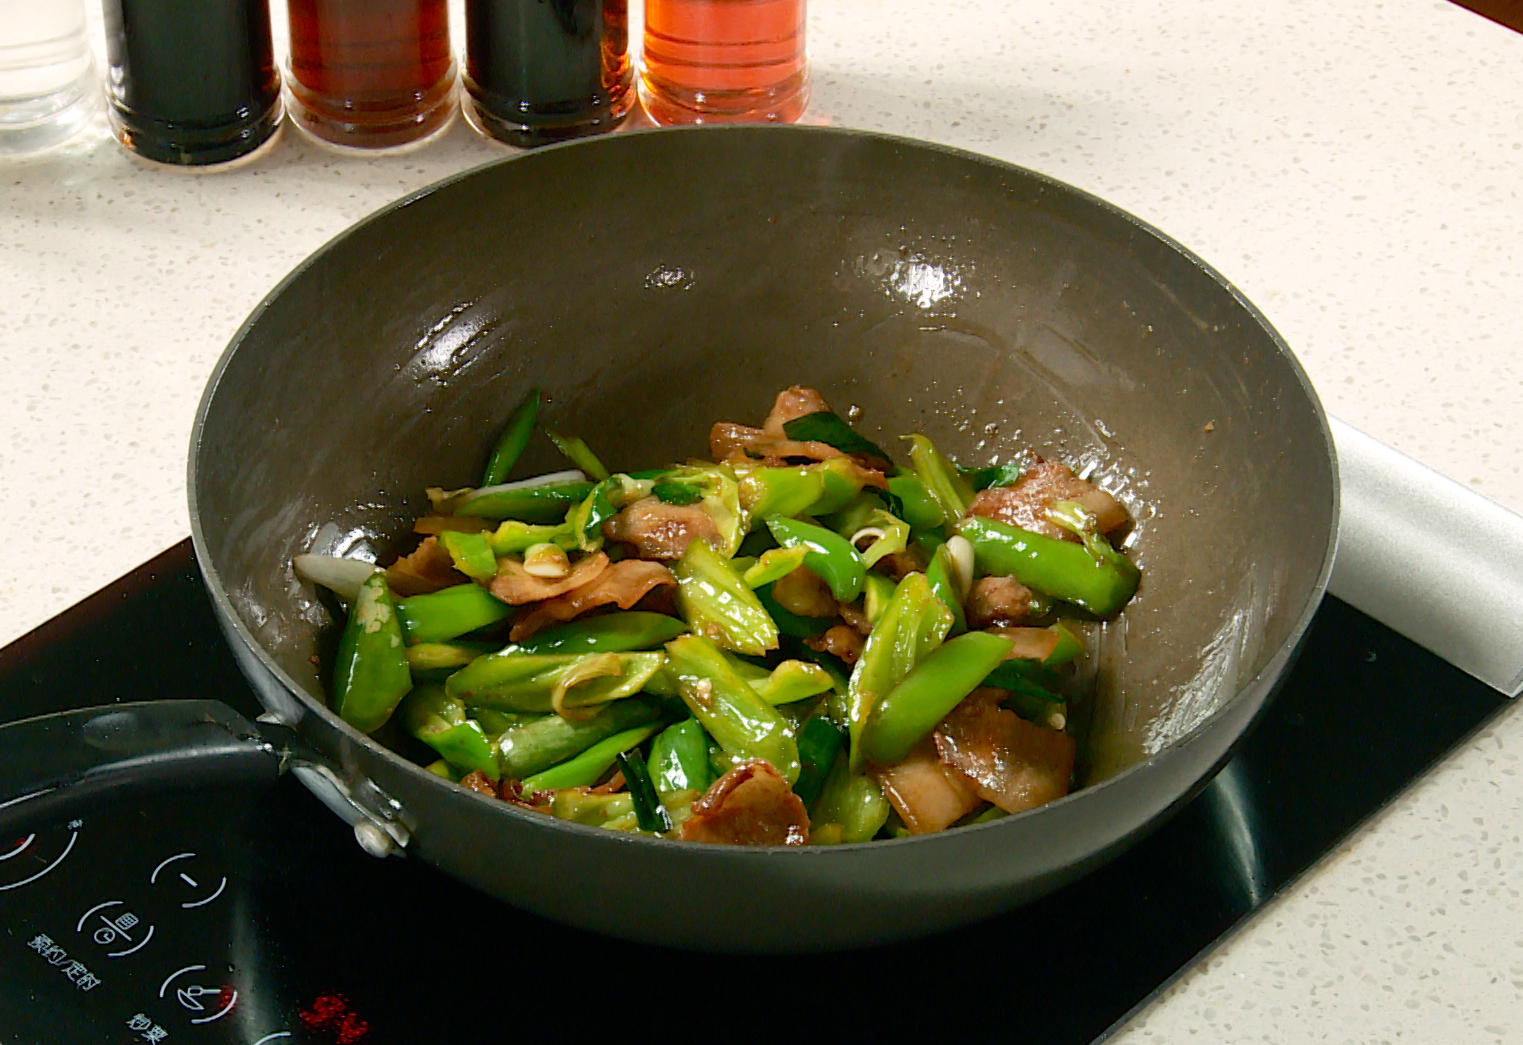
[445,651,666,712]
[664,634,801,784]
[482,387,540,487]
[521,724,663,791]
[673,538,779,656]
[764,515,867,602]
[858,630,1014,766]
[497,697,666,779]
[956,516,1139,617]
[404,640,496,678]
[396,583,513,645]
[333,571,414,734]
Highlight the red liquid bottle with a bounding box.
[640,0,808,125]
[286,0,455,149]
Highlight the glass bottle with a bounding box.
[640,0,809,125]
[0,0,98,154]
[463,0,633,148]
[285,0,456,149]
[103,0,282,166]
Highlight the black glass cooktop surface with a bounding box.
[0,541,1510,1045]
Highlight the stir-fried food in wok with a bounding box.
[296,387,1140,845]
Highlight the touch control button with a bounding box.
[149,852,227,909]
[159,964,238,1024]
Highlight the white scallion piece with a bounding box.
[946,534,975,592]
[293,554,380,602]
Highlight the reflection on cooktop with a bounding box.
[0,541,1509,1044]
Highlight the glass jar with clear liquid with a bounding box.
[0,0,98,153]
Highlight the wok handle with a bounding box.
[0,699,282,834]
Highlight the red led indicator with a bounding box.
[299,993,370,1044]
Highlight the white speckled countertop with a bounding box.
[3,0,1521,1039]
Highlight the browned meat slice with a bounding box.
[805,623,865,664]
[987,626,1062,662]
[770,565,838,618]
[602,496,722,560]
[509,559,677,641]
[968,460,1128,540]
[498,778,553,811]
[874,546,928,581]
[385,536,468,597]
[934,696,1075,815]
[709,421,846,467]
[763,385,833,436]
[871,738,982,834]
[459,770,498,796]
[838,600,873,636]
[966,575,1034,630]
[490,551,609,605]
[678,761,810,846]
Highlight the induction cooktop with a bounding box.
[0,541,1509,1044]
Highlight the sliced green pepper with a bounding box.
[546,429,610,481]
[737,457,872,523]
[647,718,713,793]
[521,723,663,791]
[764,515,867,603]
[504,612,688,657]
[863,573,896,626]
[793,715,846,809]
[885,474,945,529]
[956,515,1139,617]
[845,572,953,771]
[672,537,779,656]
[859,630,1014,766]
[653,481,704,506]
[397,683,499,779]
[904,433,974,520]
[742,545,809,589]
[664,634,801,784]
[482,387,540,487]
[447,480,596,523]
[566,475,622,552]
[925,541,968,635]
[497,697,666,779]
[445,651,666,713]
[811,752,891,842]
[396,583,513,645]
[404,640,496,678]
[485,519,578,555]
[439,529,497,582]
[333,571,414,734]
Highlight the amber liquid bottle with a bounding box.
[640,0,808,125]
[463,0,633,147]
[103,0,282,165]
[286,0,455,149]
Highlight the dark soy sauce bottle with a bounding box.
[103,0,282,166]
[463,0,633,147]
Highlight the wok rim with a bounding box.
[187,122,1340,856]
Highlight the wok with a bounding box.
[3,126,1337,952]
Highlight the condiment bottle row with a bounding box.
[0,0,810,164]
